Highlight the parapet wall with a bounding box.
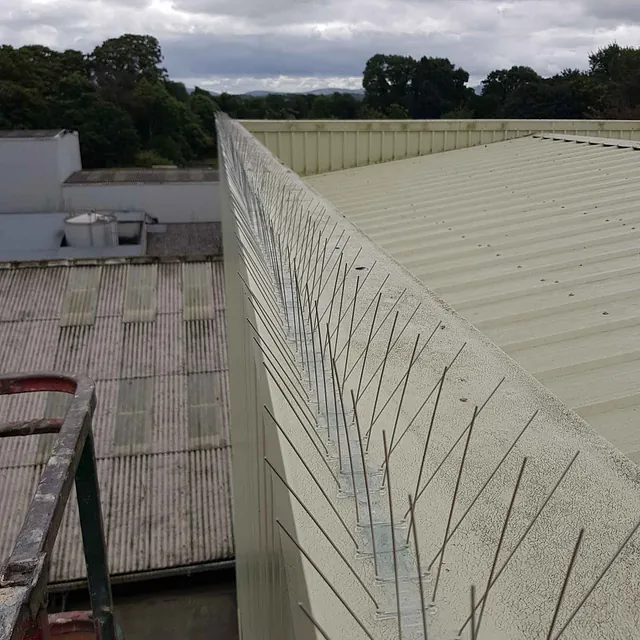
[220,114,640,640]
[241,119,640,175]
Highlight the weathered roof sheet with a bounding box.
[65,168,219,185]
[0,258,233,584]
[307,134,640,464]
[146,223,223,258]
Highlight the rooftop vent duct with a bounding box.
[64,212,118,249]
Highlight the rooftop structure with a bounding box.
[0,129,221,223]
[65,168,220,185]
[0,257,232,585]
[307,133,640,464]
[219,115,640,640]
[0,130,70,139]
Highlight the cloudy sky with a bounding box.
[2,0,640,93]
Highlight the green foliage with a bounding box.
[0,35,215,168]
[2,35,639,169]
[134,149,174,168]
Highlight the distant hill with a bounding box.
[306,88,365,97]
[242,88,364,98]
[188,87,365,99]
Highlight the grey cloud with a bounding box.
[172,0,327,19]
[1,0,639,93]
[162,23,607,84]
[580,0,640,23]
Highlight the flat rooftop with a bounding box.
[0,212,148,262]
[307,134,640,464]
[66,168,219,185]
[0,129,68,140]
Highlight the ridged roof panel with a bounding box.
[308,135,640,464]
[0,258,232,583]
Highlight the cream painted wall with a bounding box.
[241,119,640,175]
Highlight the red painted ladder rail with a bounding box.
[0,374,120,640]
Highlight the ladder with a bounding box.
[0,374,119,640]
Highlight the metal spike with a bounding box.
[347,289,408,383]
[358,302,422,400]
[405,366,448,545]
[476,457,528,634]
[371,323,440,433]
[391,343,466,460]
[326,324,343,472]
[387,332,422,455]
[458,452,580,636]
[336,275,390,361]
[315,303,331,430]
[257,341,316,425]
[408,493,429,640]
[305,285,321,407]
[470,585,477,640]
[383,431,402,640]
[331,354,360,523]
[342,276,360,386]
[412,378,505,510]
[277,520,375,640]
[248,321,311,408]
[425,411,538,566]
[298,602,333,640]
[263,407,358,548]
[262,361,328,459]
[547,529,585,640]
[552,516,640,640]
[432,406,478,604]
[365,312,399,451]
[355,293,382,401]
[333,263,349,368]
[265,457,378,607]
[351,390,378,577]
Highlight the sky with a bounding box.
[2,0,640,93]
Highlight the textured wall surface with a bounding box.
[220,115,640,640]
[241,119,640,175]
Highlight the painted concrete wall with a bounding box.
[241,119,640,175]
[221,115,640,640]
[62,182,220,223]
[56,132,83,186]
[218,117,306,640]
[0,133,81,213]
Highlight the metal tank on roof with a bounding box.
[64,212,118,248]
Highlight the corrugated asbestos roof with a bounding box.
[0,259,233,584]
[307,134,640,464]
[65,168,219,185]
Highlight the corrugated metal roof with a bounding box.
[65,168,219,185]
[0,258,233,584]
[307,134,640,464]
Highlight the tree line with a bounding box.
[1,34,639,169]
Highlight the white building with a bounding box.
[0,129,220,224]
[0,130,81,213]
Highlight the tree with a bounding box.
[409,56,471,118]
[74,101,140,168]
[589,44,640,116]
[477,66,542,117]
[89,34,166,94]
[363,54,415,117]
